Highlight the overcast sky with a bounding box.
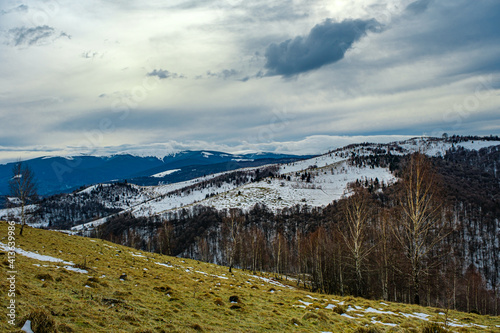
[1,0,499,163]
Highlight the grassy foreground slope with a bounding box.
[0,222,498,333]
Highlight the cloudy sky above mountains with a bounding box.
[0,0,499,162]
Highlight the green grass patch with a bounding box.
[0,222,498,332]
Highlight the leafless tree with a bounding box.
[9,161,38,236]
[340,184,373,297]
[157,220,174,255]
[223,208,243,273]
[394,153,447,305]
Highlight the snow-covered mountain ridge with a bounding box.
[0,150,310,196]
[2,135,498,232]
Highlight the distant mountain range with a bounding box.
[0,151,312,196]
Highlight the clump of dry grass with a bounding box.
[191,323,204,331]
[420,323,449,333]
[153,285,172,293]
[19,308,57,333]
[353,327,382,333]
[35,273,54,281]
[57,323,74,332]
[214,298,224,306]
[332,304,347,315]
[302,312,319,320]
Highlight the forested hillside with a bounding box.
[92,144,500,315]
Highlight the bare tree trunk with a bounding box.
[19,203,25,236]
[341,185,372,297]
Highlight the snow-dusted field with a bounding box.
[202,164,395,211]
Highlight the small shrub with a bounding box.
[290,318,301,326]
[214,298,224,306]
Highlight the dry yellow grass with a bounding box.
[0,222,498,332]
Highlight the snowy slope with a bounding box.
[202,164,395,211]
[395,137,500,157]
[3,136,499,232]
[85,137,500,220]
[81,154,394,222]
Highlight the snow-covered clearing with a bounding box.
[151,169,181,178]
[0,242,88,273]
[0,242,73,265]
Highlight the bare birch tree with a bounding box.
[394,153,447,305]
[341,185,372,297]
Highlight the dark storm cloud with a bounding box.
[7,25,70,47]
[264,18,382,77]
[147,69,185,79]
